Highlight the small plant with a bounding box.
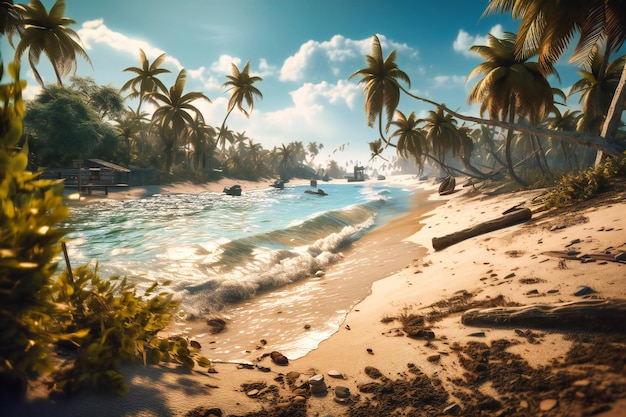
[544,152,626,209]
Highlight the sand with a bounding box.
[7,175,626,417]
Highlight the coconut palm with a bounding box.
[148,69,211,173]
[215,61,262,148]
[120,49,170,114]
[13,0,91,87]
[468,31,554,185]
[187,114,216,172]
[570,51,626,133]
[390,110,427,171]
[483,0,626,157]
[349,34,411,146]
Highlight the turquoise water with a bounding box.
[62,181,420,359]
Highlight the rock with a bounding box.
[328,370,343,379]
[270,351,289,366]
[574,286,595,296]
[309,374,327,395]
[286,371,300,380]
[566,238,581,247]
[427,354,441,362]
[292,395,307,403]
[334,385,350,398]
[539,399,558,411]
[247,389,259,397]
[184,407,223,417]
[615,252,626,262]
[315,270,325,277]
[364,366,383,379]
[443,403,462,415]
[567,250,581,256]
[468,331,486,337]
[366,348,374,354]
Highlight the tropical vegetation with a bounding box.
[1,0,626,401]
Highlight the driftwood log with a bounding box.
[432,208,532,251]
[461,299,626,332]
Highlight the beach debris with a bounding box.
[364,366,382,379]
[432,208,532,251]
[308,374,327,395]
[462,299,626,331]
[427,354,441,362]
[327,369,343,379]
[270,350,289,366]
[443,402,462,415]
[574,285,595,296]
[184,406,222,417]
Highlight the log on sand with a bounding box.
[462,299,626,332]
[432,208,532,251]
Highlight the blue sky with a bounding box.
[3,0,590,168]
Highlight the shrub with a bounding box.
[544,151,626,209]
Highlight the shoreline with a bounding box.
[9,175,626,416]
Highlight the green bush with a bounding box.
[544,151,626,209]
[1,63,210,398]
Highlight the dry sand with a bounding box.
[7,176,626,417]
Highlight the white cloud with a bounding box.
[453,24,505,57]
[280,34,416,83]
[432,75,467,88]
[78,19,183,71]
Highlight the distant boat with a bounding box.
[305,188,327,196]
[223,184,242,196]
[438,176,456,195]
[270,179,285,189]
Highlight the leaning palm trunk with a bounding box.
[595,65,626,165]
[505,107,528,186]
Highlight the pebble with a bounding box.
[309,374,327,394]
[334,386,350,398]
[539,399,558,411]
[292,395,306,403]
[328,370,343,379]
[615,252,626,262]
[270,351,289,366]
[315,270,325,277]
[247,389,259,397]
[468,331,486,337]
[427,354,441,362]
[566,238,581,247]
[574,286,595,296]
[286,371,300,380]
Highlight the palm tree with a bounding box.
[215,60,263,148]
[148,69,211,173]
[390,110,427,171]
[13,0,91,87]
[120,49,170,115]
[483,0,626,159]
[349,34,411,146]
[467,32,554,185]
[570,51,626,134]
[187,114,216,172]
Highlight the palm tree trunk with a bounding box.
[595,65,626,165]
[505,109,527,186]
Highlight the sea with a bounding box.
[61,180,427,361]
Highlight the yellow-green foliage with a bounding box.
[1,63,210,397]
[0,63,68,394]
[544,151,626,209]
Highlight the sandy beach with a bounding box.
[8,175,626,417]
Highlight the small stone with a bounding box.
[309,374,325,385]
[270,351,289,366]
[304,324,311,330]
[572,379,591,387]
[247,389,259,397]
[315,270,325,277]
[574,286,595,296]
[292,395,306,403]
[427,354,441,362]
[519,400,529,409]
[286,371,300,380]
[443,403,461,415]
[334,385,350,398]
[615,252,626,262]
[366,348,374,354]
[309,373,327,394]
[328,370,343,379]
[567,250,580,256]
[539,399,558,411]
[566,238,581,247]
[468,331,486,337]
[364,366,383,379]
[525,289,539,295]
